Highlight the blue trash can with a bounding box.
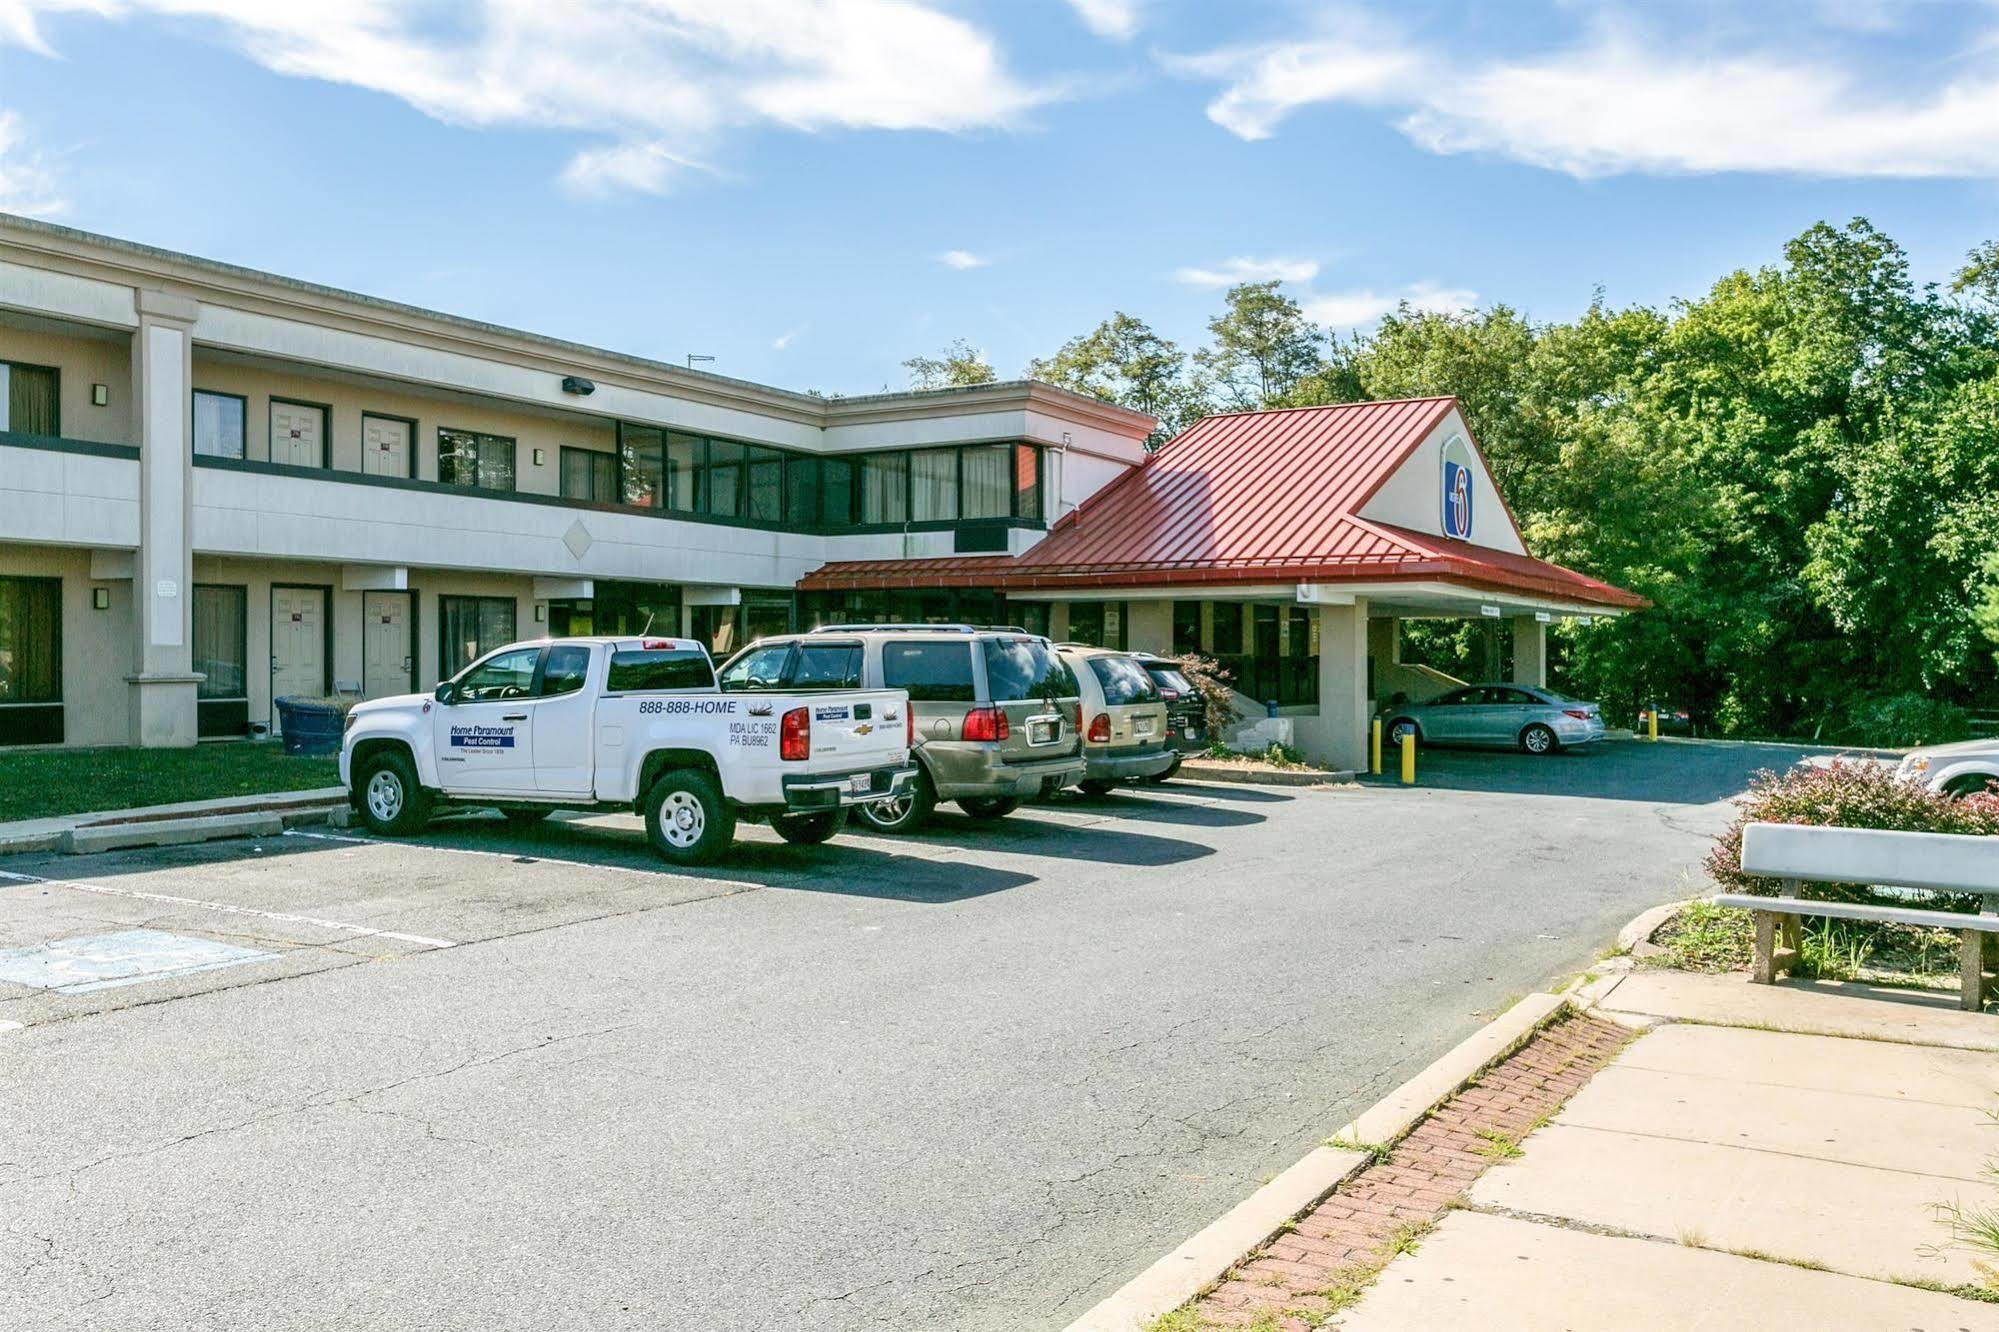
[275,697,347,756]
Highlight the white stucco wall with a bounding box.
[1358,409,1526,555]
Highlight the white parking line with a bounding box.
[0,868,457,950]
[282,828,765,892]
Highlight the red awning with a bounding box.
[799,398,1645,610]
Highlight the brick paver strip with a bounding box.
[1182,1013,1634,1330]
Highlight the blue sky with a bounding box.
[2,0,1997,396]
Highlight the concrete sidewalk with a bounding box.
[1339,969,1999,1329]
[0,787,348,855]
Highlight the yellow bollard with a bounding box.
[1647,708,1660,742]
[1400,730,1416,785]
[1370,718,1383,776]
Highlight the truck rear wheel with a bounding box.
[644,769,736,865]
[773,810,845,845]
[354,750,432,837]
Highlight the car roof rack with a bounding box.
[808,623,979,634]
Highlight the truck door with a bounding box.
[432,645,541,794]
[532,643,596,798]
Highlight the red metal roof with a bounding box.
[799,398,1645,610]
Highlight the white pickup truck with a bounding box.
[338,635,917,865]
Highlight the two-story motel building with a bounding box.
[0,213,1641,771]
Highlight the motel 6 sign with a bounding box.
[1440,434,1475,541]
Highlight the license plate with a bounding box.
[1185,725,1202,741]
[848,773,871,794]
[1029,721,1056,744]
[1134,717,1155,736]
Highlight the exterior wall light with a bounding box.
[93,586,110,610]
[92,383,109,407]
[561,376,595,395]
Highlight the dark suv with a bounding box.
[1130,654,1207,782]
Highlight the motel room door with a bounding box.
[270,585,328,731]
[362,591,414,699]
[362,413,411,478]
[270,401,326,468]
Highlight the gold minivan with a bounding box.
[1055,645,1176,795]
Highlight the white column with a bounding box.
[1125,600,1172,654]
[1512,617,1547,689]
[126,288,201,747]
[1307,597,1369,772]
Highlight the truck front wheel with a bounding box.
[354,750,432,837]
[644,768,736,865]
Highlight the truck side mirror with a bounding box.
[434,681,456,705]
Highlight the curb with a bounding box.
[1175,761,1358,788]
[1062,991,1570,1332]
[1,791,350,858]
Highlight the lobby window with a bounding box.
[438,595,517,677]
[561,446,617,503]
[1212,603,1244,655]
[619,425,666,507]
[192,390,246,459]
[961,444,1011,520]
[785,455,821,525]
[1013,444,1042,521]
[1068,602,1105,647]
[859,452,908,524]
[746,446,783,523]
[0,574,62,745]
[1172,601,1201,655]
[438,428,516,492]
[819,456,856,526]
[0,359,59,436]
[194,584,248,738]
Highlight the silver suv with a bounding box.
[718,626,1085,832]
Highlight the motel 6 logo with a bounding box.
[1441,434,1475,541]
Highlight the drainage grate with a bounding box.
[0,929,275,994]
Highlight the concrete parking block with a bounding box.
[1472,1123,1997,1284]
[1552,1061,1999,1181]
[1612,1021,1999,1108]
[1340,1209,1999,1331]
[1599,968,1999,1050]
[61,811,284,855]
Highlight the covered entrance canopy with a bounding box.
[799,397,1644,769]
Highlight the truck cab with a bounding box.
[339,636,916,865]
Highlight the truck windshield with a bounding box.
[607,649,715,692]
[983,638,1076,703]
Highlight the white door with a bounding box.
[271,401,325,468]
[431,645,541,795]
[531,643,596,798]
[271,587,326,729]
[362,592,412,700]
[362,414,410,478]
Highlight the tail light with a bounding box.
[1160,688,1180,700]
[962,706,1010,742]
[1563,709,1591,721]
[905,705,914,749]
[1071,702,1083,732]
[780,706,810,760]
[1087,713,1111,743]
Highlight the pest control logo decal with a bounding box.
[449,724,516,750]
[1440,434,1475,541]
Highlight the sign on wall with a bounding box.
[1440,434,1475,541]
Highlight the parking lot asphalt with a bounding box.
[0,737,1829,1331]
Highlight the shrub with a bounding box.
[1708,759,1999,903]
[1829,693,1971,748]
[1174,652,1242,740]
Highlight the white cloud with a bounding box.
[1180,19,1999,178]
[1067,0,1141,41]
[1302,281,1477,330]
[772,327,802,350]
[1173,254,1320,287]
[938,248,988,269]
[2,0,1055,194]
[0,111,65,216]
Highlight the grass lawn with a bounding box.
[0,743,341,823]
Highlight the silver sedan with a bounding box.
[1381,684,1606,756]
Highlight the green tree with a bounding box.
[903,339,997,390]
[1192,281,1324,411]
[1027,312,1200,446]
